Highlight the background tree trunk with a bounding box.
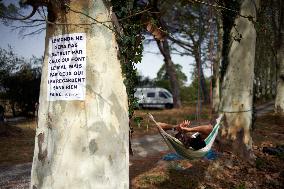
[11,102,16,117]
[212,16,223,113]
[0,122,5,135]
[275,0,284,114]
[219,0,259,160]
[30,1,129,188]
[193,47,209,104]
[156,39,182,108]
[275,43,284,113]
[0,106,5,135]
[0,121,7,138]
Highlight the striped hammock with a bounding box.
[148,114,223,160]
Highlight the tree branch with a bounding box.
[155,38,167,58]
[11,22,45,30]
[22,27,46,37]
[0,6,37,21]
[188,0,254,19]
[171,47,192,56]
[167,35,194,50]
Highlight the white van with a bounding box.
[134,87,173,109]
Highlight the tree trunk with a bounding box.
[193,48,209,104]
[275,43,284,113]
[219,0,259,160]
[156,39,182,108]
[0,122,5,135]
[270,56,276,98]
[0,105,5,135]
[11,102,16,117]
[212,16,223,113]
[30,1,129,189]
[0,104,6,135]
[275,0,284,114]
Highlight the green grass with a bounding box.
[137,169,199,189]
[234,183,246,189]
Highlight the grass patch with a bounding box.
[185,114,209,121]
[140,174,168,187]
[234,183,246,189]
[135,168,200,189]
[255,157,267,170]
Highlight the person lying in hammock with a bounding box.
[157,120,213,150]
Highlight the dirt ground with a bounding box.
[0,119,35,167]
[0,105,283,189]
[129,108,284,189]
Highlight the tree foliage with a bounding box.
[158,0,214,103]
[155,63,187,91]
[111,0,146,120]
[136,73,155,87]
[0,47,42,116]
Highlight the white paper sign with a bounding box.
[47,33,86,101]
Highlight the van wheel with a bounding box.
[165,103,173,109]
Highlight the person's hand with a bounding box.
[180,120,190,127]
[177,120,191,131]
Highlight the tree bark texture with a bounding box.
[30,1,129,189]
[193,47,209,104]
[212,22,223,112]
[212,16,223,112]
[0,123,5,135]
[156,39,182,108]
[275,0,284,114]
[275,44,284,114]
[0,105,5,135]
[219,0,259,160]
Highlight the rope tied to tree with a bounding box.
[218,109,253,113]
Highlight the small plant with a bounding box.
[134,116,143,128]
[141,174,167,184]
[255,157,266,170]
[235,183,246,189]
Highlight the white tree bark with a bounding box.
[30,1,129,189]
[212,76,220,112]
[275,45,284,113]
[219,0,259,159]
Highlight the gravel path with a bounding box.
[0,163,31,189]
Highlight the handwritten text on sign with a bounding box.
[47,33,86,101]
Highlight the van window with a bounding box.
[147,92,155,98]
[159,92,167,98]
[164,92,172,98]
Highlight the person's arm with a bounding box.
[157,120,191,131]
[157,122,178,131]
[180,124,213,137]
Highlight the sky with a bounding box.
[137,43,195,84]
[0,0,198,85]
[0,23,46,57]
[0,23,197,85]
